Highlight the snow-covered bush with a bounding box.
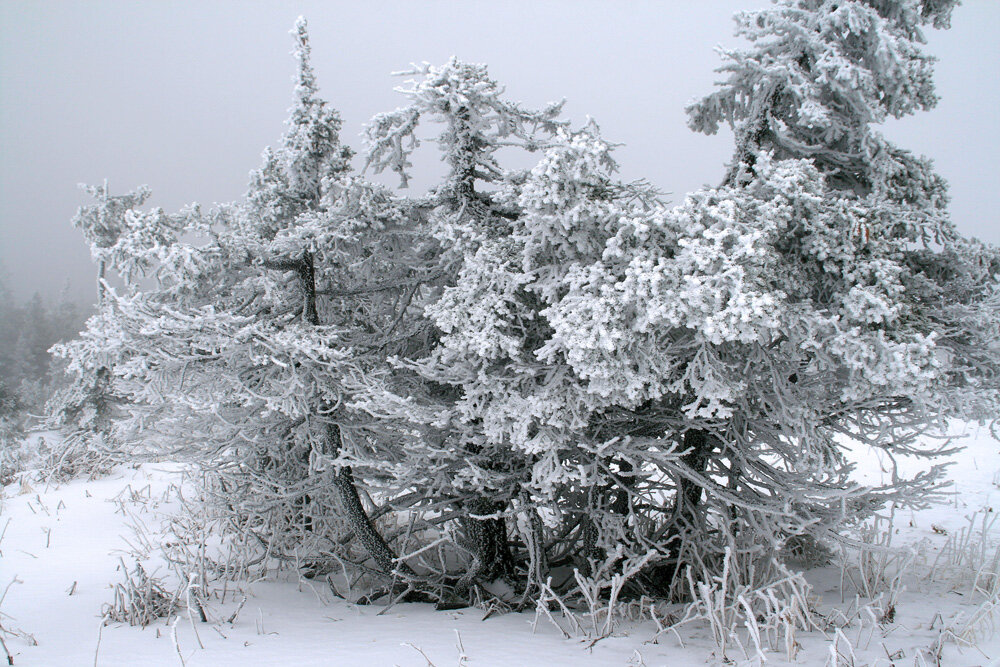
[104,560,178,628]
[354,0,1000,608]
[58,1,1000,616]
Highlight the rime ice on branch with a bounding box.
[55,3,1000,608]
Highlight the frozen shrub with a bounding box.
[103,560,178,628]
[59,2,1000,612]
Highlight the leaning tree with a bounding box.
[55,19,451,589]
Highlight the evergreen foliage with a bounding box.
[56,2,1000,608]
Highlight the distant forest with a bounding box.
[0,278,89,423]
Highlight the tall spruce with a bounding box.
[356,58,571,596]
[55,19,440,586]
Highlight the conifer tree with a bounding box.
[524,0,1000,589]
[359,0,1000,601]
[56,3,1000,608]
[356,58,574,594]
[49,184,148,440]
[56,19,438,584]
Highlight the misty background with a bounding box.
[2,0,998,310]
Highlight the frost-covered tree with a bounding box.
[669,0,1000,553]
[528,0,1000,590]
[355,58,571,595]
[359,0,1000,604]
[56,19,444,586]
[57,3,1000,611]
[48,184,148,440]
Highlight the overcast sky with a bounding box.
[2,1,998,306]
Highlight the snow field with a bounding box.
[2,423,999,666]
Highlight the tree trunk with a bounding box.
[457,497,515,593]
[325,423,413,577]
[296,252,410,578]
[673,429,713,523]
[97,259,106,306]
[645,429,716,594]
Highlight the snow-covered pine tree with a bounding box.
[56,19,442,588]
[400,121,680,600]
[354,58,576,597]
[528,0,1000,590]
[662,0,1000,567]
[45,181,156,476]
[359,0,1000,605]
[48,184,150,465]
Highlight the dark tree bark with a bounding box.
[672,429,714,523]
[290,250,411,578]
[455,497,515,595]
[328,430,414,576]
[639,429,717,595]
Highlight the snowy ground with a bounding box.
[2,424,999,666]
